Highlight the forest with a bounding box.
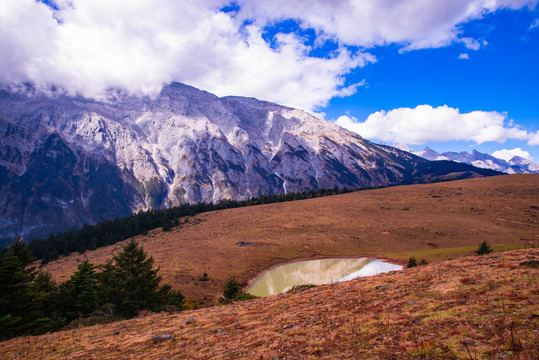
[27,186,360,263]
[0,238,184,340]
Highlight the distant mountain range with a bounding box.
[394,145,539,174]
[0,83,499,242]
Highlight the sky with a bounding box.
[1,0,538,163]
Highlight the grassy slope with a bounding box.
[1,248,538,359]
[37,174,539,306]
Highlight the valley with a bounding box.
[39,174,539,307]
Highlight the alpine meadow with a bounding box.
[1,1,538,359]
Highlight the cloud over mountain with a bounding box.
[1,0,536,112]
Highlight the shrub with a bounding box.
[218,277,257,304]
[407,257,417,268]
[475,241,493,255]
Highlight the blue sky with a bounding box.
[1,0,538,162]
[328,8,539,160]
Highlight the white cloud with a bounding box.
[492,148,532,162]
[530,18,539,30]
[529,131,539,146]
[236,0,538,50]
[458,53,470,59]
[0,0,537,111]
[461,37,481,50]
[0,0,377,112]
[335,105,533,145]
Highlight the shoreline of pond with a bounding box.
[245,254,405,296]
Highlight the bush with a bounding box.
[407,257,417,268]
[218,277,257,304]
[475,241,493,255]
[220,277,241,303]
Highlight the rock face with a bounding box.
[0,83,497,241]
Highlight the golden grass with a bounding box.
[37,174,539,306]
[2,248,538,359]
[387,243,531,262]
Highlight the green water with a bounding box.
[247,257,402,297]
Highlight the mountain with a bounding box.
[397,146,539,174]
[0,83,498,242]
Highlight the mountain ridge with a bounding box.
[0,83,498,241]
[395,144,539,174]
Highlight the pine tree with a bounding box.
[407,257,417,268]
[68,260,99,317]
[218,277,256,304]
[218,277,242,304]
[475,241,493,255]
[0,241,47,339]
[97,239,166,317]
[33,271,66,332]
[4,237,35,267]
[223,277,241,300]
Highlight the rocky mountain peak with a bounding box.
[0,83,497,242]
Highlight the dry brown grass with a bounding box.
[2,248,538,359]
[38,174,539,306]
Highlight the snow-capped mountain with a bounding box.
[395,145,539,174]
[0,83,498,241]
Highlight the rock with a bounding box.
[519,260,539,268]
[152,334,174,342]
[0,83,496,243]
[283,323,296,329]
[408,301,415,305]
[375,285,388,290]
[236,241,253,247]
[184,317,196,325]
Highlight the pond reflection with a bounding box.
[247,257,402,297]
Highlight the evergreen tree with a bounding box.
[223,277,241,300]
[97,239,167,318]
[33,272,66,332]
[0,241,47,339]
[407,257,417,268]
[475,241,493,255]
[68,260,99,317]
[157,284,184,311]
[218,277,256,304]
[3,237,34,267]
[219,277,241,304]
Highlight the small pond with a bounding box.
[247,257,402,297]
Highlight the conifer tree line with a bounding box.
[24,186,360,263]
[0,238,183,340]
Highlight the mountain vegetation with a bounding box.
[0,239,183,340]
[27,186,356,263]
[475,241,494,255]
[1,248,537,358]
[35,174,539,307]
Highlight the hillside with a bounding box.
[39,174,539,306]
[2,248,538,359]
[0,83,497,242]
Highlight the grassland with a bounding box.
[2,248,538,359]
[38,174,538,306]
